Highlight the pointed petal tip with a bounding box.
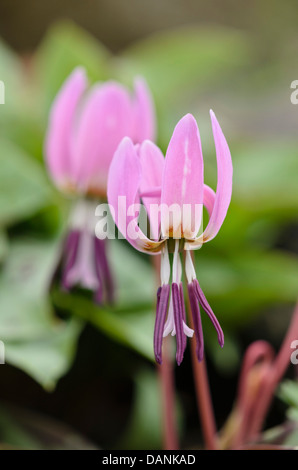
[179,112,197,127]
[60,67,87,88]
[65,66,88,91]
[72,65,87,78]
[134,75,147,87]
[140,139,160,154]
[116,135,135,153]
[121,135,134,145]
[210,109,220,126]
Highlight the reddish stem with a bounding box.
[185,251,218,450]
[152,255,179,450]
[231,341,275,448]
[189,314,219,450]
[157,340,179,450]
[247,304,298,439]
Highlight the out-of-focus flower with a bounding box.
[45,67,156,303]
[107,112,232,363]
[46,67,155,196]
[219,304,298,450]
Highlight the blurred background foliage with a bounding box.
[0,0,298,450]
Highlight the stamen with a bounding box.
[163,241,180,338]
[64,198,100,291]
[160,242,170,285]
[172,283,185,365]
[69,198,89,230]
[179,283,187,352]
[61,230,80,290]
[179,283,194,339]
[154,284,170,364]
[185,249,196,283]
[94,237,115,304]
[163,293,175,337]
[65,228,99,290]
[193,279,224,348]
[187,281,204,362]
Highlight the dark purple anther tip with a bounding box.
[154,284,170,364]
[179,283,187,353]
[187,281,204,362]
[193,279,224,348]
[172,282,185,366]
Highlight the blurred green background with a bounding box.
[0,0,298,450]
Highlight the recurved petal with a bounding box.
[133,77,156,143]
[107,137,163,253]
[72,81,133,193]
[161,114,204,240]
[45,67,87,188]
[201,110,233,242]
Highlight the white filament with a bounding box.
[172,240,182,284]
[185,249,196,283]
[160,242,170,285]
[163,294,175,337]
[70,198,98,233]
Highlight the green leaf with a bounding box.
[117,369,162,449]
[0,39,45,160]
[0,230,8,263]
[53,239,157,360]
[119,26,254,147]
[108,239,156,308]
[0,404,98,449]
[0,237,82,389]
[52,291,154,362]
[0,138,53,226]
[121,26,253,104]
[278,380,298,409]
[0,39,24,110]
[5,320,81,391]
[35,20,111,113]
[196,248,298,326]
[206,331,241,373]
[233,140,298,214]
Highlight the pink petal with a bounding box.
[203,184,216,218]
[184,185,215,250]
[107,137,163,253]
[202,110,233,242]
[139,140,164,240]
[45,67,87,188]
[72,81,134,193]
[161,114,204,240]
[133,77,156,143]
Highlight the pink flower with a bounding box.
[44,67,156,303]
[45,67,156,197]
[107,112,233,364]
